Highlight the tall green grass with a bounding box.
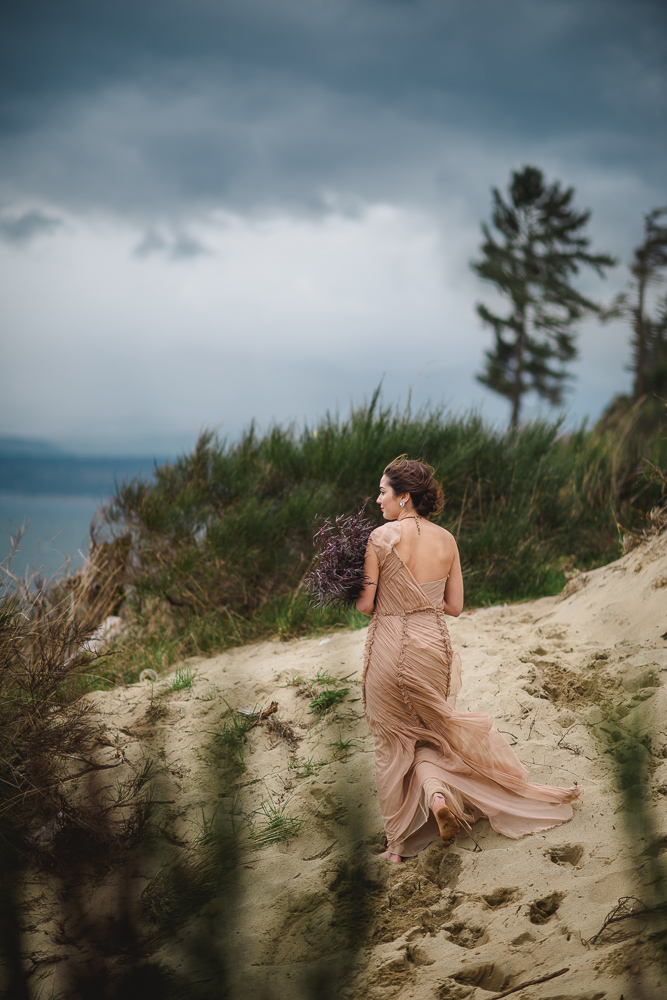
[100,393,666,678]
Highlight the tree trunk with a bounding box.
[510,314,525,429]
[633,277,646,399]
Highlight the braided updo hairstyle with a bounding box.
[382,456,444,518]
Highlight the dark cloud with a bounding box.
[133,228,210,259]
[1,0,665,222]
[0,209,62,244]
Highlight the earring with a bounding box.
[399,500,405,507]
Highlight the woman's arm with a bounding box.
[355,539,379,616]
[442,543,464,617]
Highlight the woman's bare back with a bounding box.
[394,517,457,582]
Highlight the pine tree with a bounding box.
[610,207,667,400]
[471,165,615,428]
[644,295,667,400]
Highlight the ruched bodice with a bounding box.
[362,520,581,857]
[370,536,446,614]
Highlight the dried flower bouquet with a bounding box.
[305,503,376,609]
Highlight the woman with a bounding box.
[356,457,581,863]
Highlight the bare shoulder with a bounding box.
[421,520,458,552]
[422,520,455,541]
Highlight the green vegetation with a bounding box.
[620,206,667,402]
[163,667,196,693]
[252,792,303,847]
[310,669,356,687]
[214,703,259,772]
[308,688,349,714]
[91,394,666,683]
[328,737,363,760]
[294,757,325,779]
[603,206,667,434]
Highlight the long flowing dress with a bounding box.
[362,521,582,857]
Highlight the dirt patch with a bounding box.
[523,662,620,708]
[265,714,301,747]
[370,868,453,944]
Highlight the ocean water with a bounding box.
[0,493,102,580]
[0,450,160,582]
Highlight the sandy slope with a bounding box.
[24,529,667,999]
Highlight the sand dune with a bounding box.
[24,528,667,999]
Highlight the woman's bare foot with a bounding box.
[379,850,403,863]
[432,793,459,848]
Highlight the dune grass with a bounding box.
[163,667,196,693]
[2,393,666,732]
[89,393,666,685]
[252,791,304,847]
[309,688,349,714]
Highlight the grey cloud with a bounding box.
[170,234,210,259]
[133,228,210,259]
[0,0,665,224]
[133,229,168,257]
[0,209,62,244]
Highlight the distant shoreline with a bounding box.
[0,454,163,497]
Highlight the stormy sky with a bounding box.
[1,0,665,454]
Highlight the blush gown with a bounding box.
[362,522,582,857]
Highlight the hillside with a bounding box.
[19,529,667,999]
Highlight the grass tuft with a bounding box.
[214,702,258,771]
[253,792,304,847]
[294,757,326,779]
[309,688,349,714]
[163,667,196,693]
[328,737,363,760]
[309,669,354,687]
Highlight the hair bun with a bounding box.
[382,456,444,517]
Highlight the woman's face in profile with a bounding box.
[377,475,401,520]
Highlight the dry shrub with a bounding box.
[65,533,132,630]
[0,530,123,843]
[620,500,667,554]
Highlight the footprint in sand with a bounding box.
[482,886,520,908]
[443,921,487,948]
[448,961,512,992]
[528,890,564,924]
[546,843,584,867]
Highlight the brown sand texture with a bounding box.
[23,529,667,999]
